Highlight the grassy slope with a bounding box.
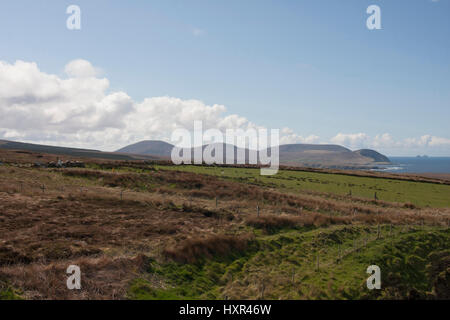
[127,165,450,300]
[157,165,450,207]
[1,161,448,300]
[128,225,449,300]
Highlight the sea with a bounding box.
[373,157,450,174]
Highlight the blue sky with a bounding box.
[0,0,449,155]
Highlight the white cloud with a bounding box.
[64,59,101,78]
[372,133,397,148]
[429,136,450,146]
[0,60,132,150]
[0,60,275,150]
[0,59,449,155]
[280,128,320,145]
[331,132,450,154]
[404,135,450,148]
[330,133,369,149]
[125,97,255,141]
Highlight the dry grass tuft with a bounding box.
[246,213,352,232]
[163,234,253,264]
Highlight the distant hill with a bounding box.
[0,139,390,168]
[0,140,160,161]
[354,149,390,163]
[279,144,350,153]
[116,140,174,157]
[277,145,390,167]
[117,140,391,168]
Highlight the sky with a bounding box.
[0,0,449,156]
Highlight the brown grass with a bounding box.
[0,255,149,299]
[246,214,351,233]
[163,234,253,264]
[0,150,449,299]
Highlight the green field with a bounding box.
[129,225,450,300]
[2,162,449,300]
[156,165,450,208]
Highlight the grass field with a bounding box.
[0,152,449,300]
[156,165,450,208]
[129,226,449,300]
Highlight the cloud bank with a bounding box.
[0,59,449,155]
[331,133,450,154]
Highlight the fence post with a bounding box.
[260,280,265,300]
[215,197,218,208]
[41,184,45,193]
[257,205,260,217]
[120,190,123,201]
[157,239,161,258]
[316,253,320,271]
[374,192,378,200]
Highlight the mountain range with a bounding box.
[0,139,390,168]
[116,140,390,168]
[0,140,160,161]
